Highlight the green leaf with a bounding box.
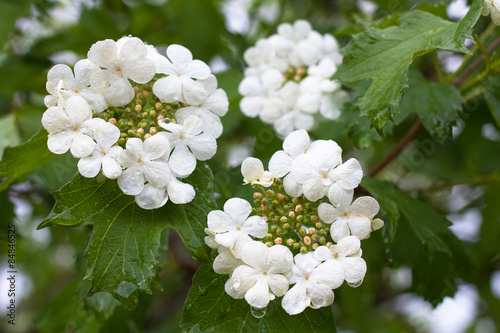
[0,0,34,48]
[0,128,55,191]
[38,163,215,309]
[335,1,482,131]
[0,113,20,160]
[181,263,337,333]
[484,76,500,128]
[400,71,463,142]
[362,177,453,254]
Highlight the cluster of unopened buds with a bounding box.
[205,129,384,316]
[238,20,348,137]
[41,36,228,209]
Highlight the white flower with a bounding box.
[238,69,284,123]
[88,36,156,106]
[117,134,171,196]
[213,247,244,275]
[45,59,107,111]
[281,252,343,315]
[241,157,274,187]
[273,81,315,137]
[268,129,310,197]
[225,241,293,309]
[77,120,123,179]
[277,20,322,67]
[159,115,217,178]
[318,186,380,242]
[41,95,96,158]
[134,172,195,209]
[175,75,229,138]
[483,0,500,25]
[153,44,211,105]
[291,140,363,201]
[320,34,343,65]
[206,198,268,252]
[314,236,367,285]
[243,36,289,75]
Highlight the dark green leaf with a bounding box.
[0,0,34,48]
[362,177,452,254]
[38,163,215,308]
[0,128,55,191]
[401,71,463,142]
[335,1,482,131]
[181,263,337,333]
[0,113,20,160]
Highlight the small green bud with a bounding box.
[254,199,261,206]
[311,234,319,242]
[286,239,294,247]
[293,243,301,250]
[128,129,136,136]
[296,215,304,223]
[117,138,125,146]
[300,246,308,254]
[120,132,128,139]
[142,111,149,119]
[276,228,282,236]
[253,192,262,199]
[270,225,278,233]
[280,216,287,224]
[311,243,319,250]
[265,242,273,247]
[299,228,307,237]
[266,233,273,240]
[282,223,290,230]
[319,237,326,245]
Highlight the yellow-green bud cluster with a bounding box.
[284,65,308,83]
[92,79,180,148]
[252,179,331,254]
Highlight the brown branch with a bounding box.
[367,36,500,178]
[367,119,423,177]
[452,36,500,87]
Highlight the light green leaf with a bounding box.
[362,177,452,254]
[335,0,482,131]
[0,113,20,160]
[401,71,463,142]
[0,128,55,191]
[181,263,337,333]
[0,0,34,48]
[38,163,215,309]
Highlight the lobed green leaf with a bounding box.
[335,0,482,132]
[181,263,337,333]
[39,163,216,309]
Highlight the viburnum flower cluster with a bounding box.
[205,130,384,316]
[238,20,347,137]
[41,36,228,209]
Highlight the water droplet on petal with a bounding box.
[233,277,241,289]
[347,279,363,288]
[251,306,267,318]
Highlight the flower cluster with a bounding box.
[42,36,228,209]
[205,130,384,316]
[238,20,347,137]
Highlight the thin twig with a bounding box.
[367,119,423,177]
[453,36,500,87]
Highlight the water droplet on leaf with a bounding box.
[251,306,267,318]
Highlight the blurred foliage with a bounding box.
[0,0,500,332]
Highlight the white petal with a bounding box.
[307,282,335,309]
[206,89,229,116]
[47,132,72,154]
[245,278,271,309]
[101,156,122,179]
[318,203,337,224]
[117,167,145,195]
[78,153,102,178]
[88,39,117,68]
[213,249,241,274]
[330,158,363,190]
[42,106,69,133]
[240,96,262,118]
[283,174,303,197]
[242,216,268,239]
[313,260,344,289]
[268,151,292,178]
[268,273,289,297]
[166,177,195,204]
[346,216,372,240]
[166,44,193,65]
[181,78,208,105]
[282,282,310,315]
[168,145,196,178]
[351,196,380,219]
[104,77,135,106]
[135,184,168,209]
[341,257,367,284]
[153,76,182,103]
[65,96,92,124]
[336,236,361,257]
[143,160,171,188]
[301,178,327,201]
[223,198,252,224]
[185,59,211,79]
[207,211,233,233]
[327,186,354,210]
[241,157,264,182]
[94,122,120,147]
[313,246,334,262]
[240,241,269,269]
[330,220,350,243]
[187,134,217,161]
[143,134,170,160]
[70,134,96,158]
[283,129,310,157]
[267,245,294,273]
